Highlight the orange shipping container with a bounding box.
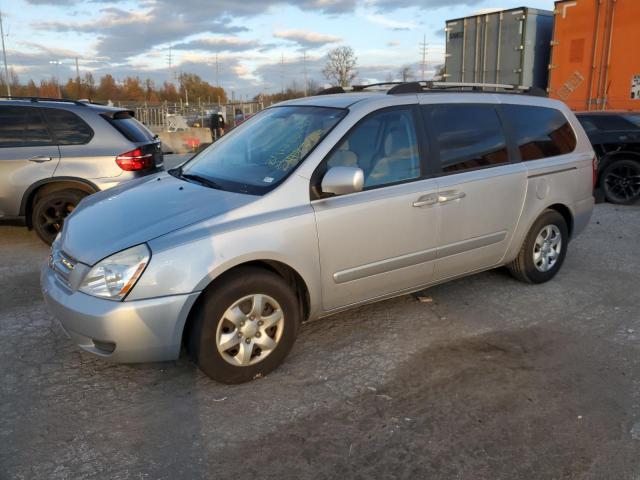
[549,0,640,111]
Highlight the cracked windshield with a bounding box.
[183,106,345,194]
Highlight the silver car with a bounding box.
[41,84,595,383]
[0,97,163,244]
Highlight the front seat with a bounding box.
[367,127,418,186]
[327,140,359,169]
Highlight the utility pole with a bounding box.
[419,34,429,81]
[280,53,285,94]
[167,45,173,82]
[0,9,10,96]
[215,53,219,87]
[75,57,81,98]
[302,50,308,96]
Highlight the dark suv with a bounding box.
[577,111,640,204]
[0,97,163,244]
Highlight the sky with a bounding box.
[0,0,556,98]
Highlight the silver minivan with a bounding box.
[42,84,596,383]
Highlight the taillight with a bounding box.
[592,156,599,189]
[116,148,154,171]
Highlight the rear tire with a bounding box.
[188,266,300,384]
[600,158,640,205]
[508,210,568,284]
[32,189,86,245]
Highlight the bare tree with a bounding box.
[399,65,415,83]
[322,46,357,87]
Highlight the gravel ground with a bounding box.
[1,203,639,479]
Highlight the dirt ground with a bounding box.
[1,203,639,479]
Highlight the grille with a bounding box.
[49,249,77,285]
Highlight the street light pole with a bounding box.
[49,60,62,98]
[0,9,11,96]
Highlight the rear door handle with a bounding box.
[438,190,466,204]
[28,155,53,163]
[413,194,438,208]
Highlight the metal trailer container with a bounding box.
[549,0,640,111]
[444,7,554,89]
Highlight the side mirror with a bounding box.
[321,166,364,196]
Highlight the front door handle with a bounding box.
[413,194,438,208]
[28,155,53,163]
[438,190,466,204]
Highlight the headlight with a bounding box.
[79,244,150,300]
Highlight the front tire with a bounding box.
[508,210,568,284]
[32,189,86,245]
[188,267,300,384]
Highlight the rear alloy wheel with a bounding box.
[32,189,86,245]
[601,159,640,205]
[508,209,568,284]
[188,266,300,384]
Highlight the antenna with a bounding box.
[0,9,10,96]
[419,34,429,81]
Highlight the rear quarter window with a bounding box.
[502,105,577,161]
[103,112,155,143]
[42,108,94,145]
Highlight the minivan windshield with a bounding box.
[181,106,346,195]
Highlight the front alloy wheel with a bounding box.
[189,266,300,384]
[216,294,285,367]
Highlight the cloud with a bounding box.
[273,30,341,49]
[173,37,261,53]
[364,13,417,31]
[372,0,484,10]
[386,40,401,47]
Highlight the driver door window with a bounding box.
[324,108,421,188]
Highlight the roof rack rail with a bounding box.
[317,81,547,97]
[0,96,88,106]
[386,81,548,97]
[317,82,406,95]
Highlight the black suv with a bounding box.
[577,111,640,204]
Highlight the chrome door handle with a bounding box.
[28,155,53,163]
[413,194,438,208]
[438,191,466,204]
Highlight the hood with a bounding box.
[60,172,257,265]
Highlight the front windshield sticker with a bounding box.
[263,177,274,183]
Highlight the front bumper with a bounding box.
[41,263,199,363]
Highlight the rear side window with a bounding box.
[0,106,53,147]
[578,114,640,132]
[503,105,577,161]
[104,112,155,142]
[424,104,509,174]
[42,108,93,145]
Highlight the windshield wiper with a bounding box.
[180,173,222,190]
[168,166,222,189]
